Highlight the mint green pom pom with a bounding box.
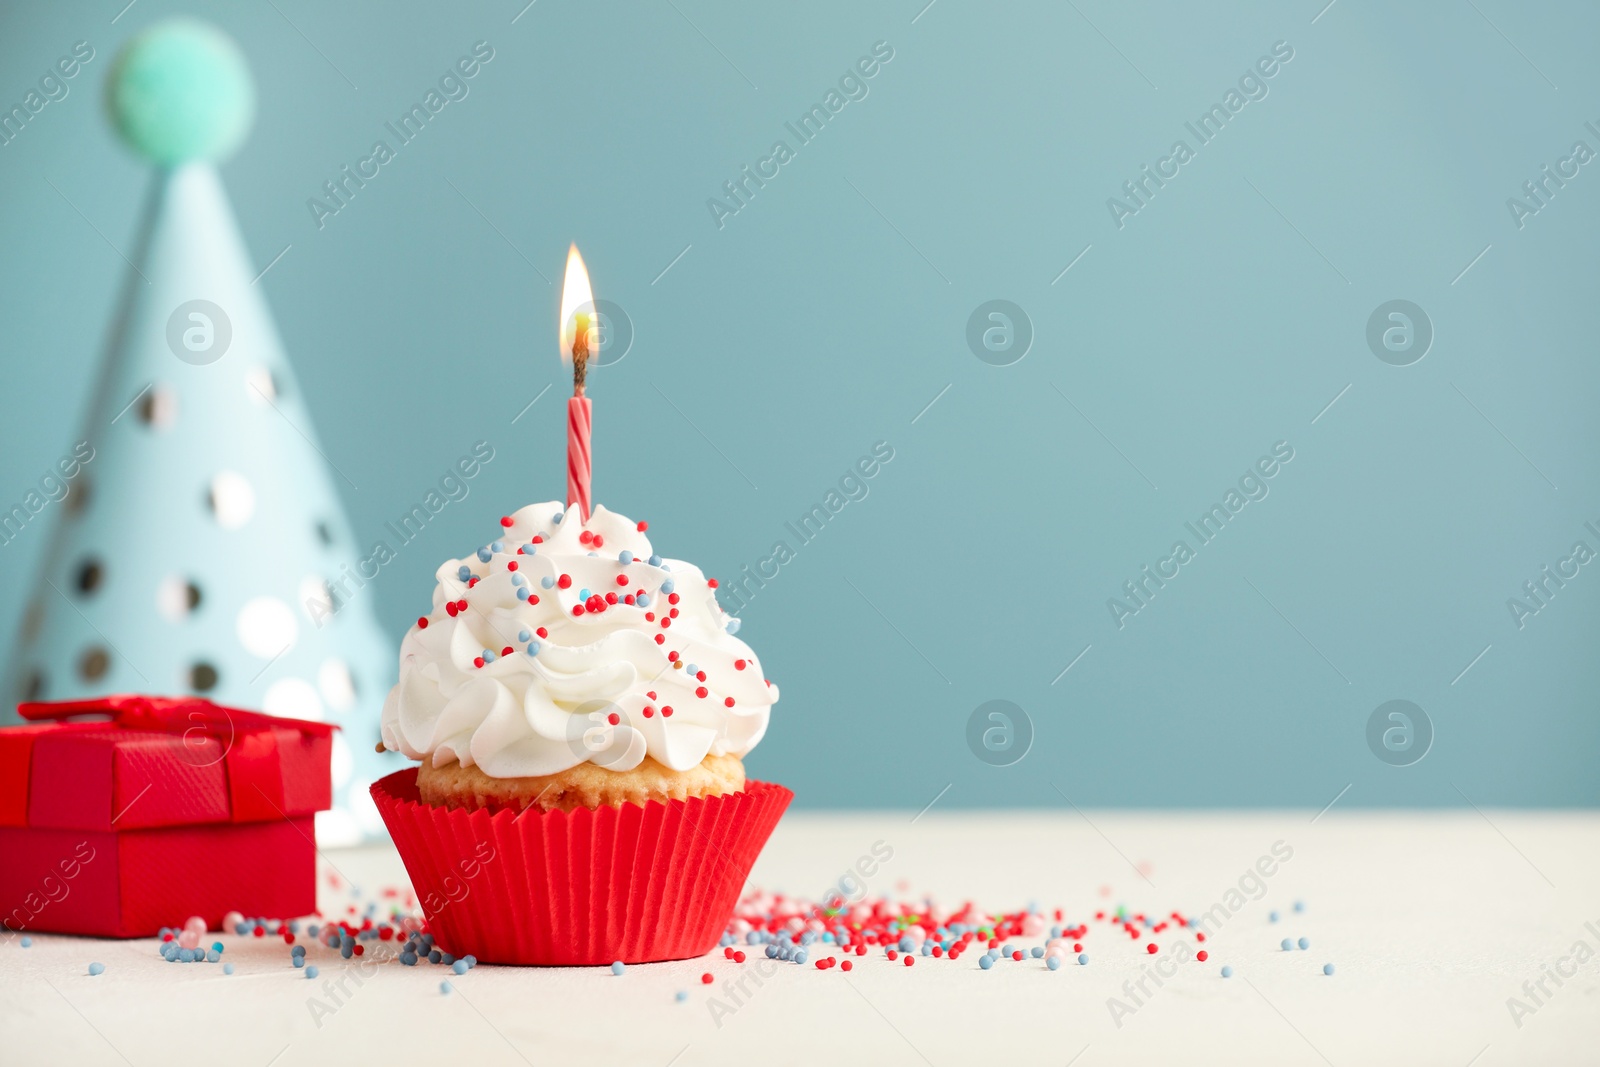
[106,19,255,165]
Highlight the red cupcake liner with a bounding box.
[370,768,791,965]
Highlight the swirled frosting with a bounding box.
[380,502,774,777]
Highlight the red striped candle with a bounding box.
[567,392,591,521]
[559,245,595,521]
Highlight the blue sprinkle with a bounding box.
[661,579,675,594]
[648,555,662,567]
[179,949,196,963]
[429,950,442,964]
[453,960,470,975]
[579,588,591,599]
[20,937,31,948]
[1281,939,1293,951]
[490,541,504,553]
[291,945,306,957]
[440,953,455,966]
[1047,956,1062,971]
[746,932,762,945]
[921,942,932,956]
[619,551,634,564]
[234,923,249,935]
[793,951,807,965]
[726,619,741,635]
[675,991,688,1002]
[440,980,453,994]
[610,960,625,976]
[482,649,496,663]
[289,922,300,933]
[213,942,224,953]
[1221,965,1234,978]
[1031,947,1044,958]
[1078,953,1089,965]
[512,573,526,586]
[526,643,541,655]
[1323,963,1335,976]
[899,936,914,952]
[1050,926,1062,939]
[635,593,650,608]
[476,548,491,563]
[979,955,994,970]
[1298,937,1310,950]
[1294,901,1306,913]
[464,955,477,968]
[88,962,105,976]
[401,952,417,966]
[293,957,305,968]
[305,966,319,979]
[517,588,530,601]
[765,945,778,959]
[206,948,221,963]
[458,565,473,581]
[223,963,235,975]
[541,576,555,589]
[1269,911,1279,923]
[340,943,354,959]
[518,630,531,642]
[553,512,564,523]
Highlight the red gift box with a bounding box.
[0,694,333,938]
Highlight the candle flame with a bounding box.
[559,244,594,365]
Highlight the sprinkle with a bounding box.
[726,619,741,634]
[904,955,914,967]
[619,551,634,564]
[1294,901,1306,913]
[979,955,994,970]
[223,963,235,974]
[305,965,319,979]
[1281,939,1293,951]
[648,554,662,566]
[558,574,572,589]
[458,565,472,581]
[1221,965,1233,978]
[675,990,688,1002]
[476,548,491,563]
[1323,963,1335,975]
[662,706,673,717]
[1047,956,1061,970]
[518,630,531,642]
[453,960,469,974]
[841,960,853,972]
[541,576,555,589]
[637,521,649,532]
[20,937,31,948]
[661,579,675,594]
[417,617,429,629]
[499,516,513,527]
[88,962,105,976]
[701,973,713,984]
[1297,937,1309,950]
[440,980,453,994]
[1269,911,1279,923]
[1078,953,1088,965]
[735,659,747,670]
[1146,943,1157,955]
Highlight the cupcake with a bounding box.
[370,501,790,965]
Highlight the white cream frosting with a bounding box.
[380,502,775,777]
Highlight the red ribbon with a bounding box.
[18,694,335,739]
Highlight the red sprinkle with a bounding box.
[607,713,620,726]
[1147,944,1158,955]
[708,579,718,588]
[558,574,572,589]
[417,617,429,629]
[733,951,746,963]
[841,960,853,972]
[701,973,713,985]
[501,647,513,657]
[1012,950,1024,961]
[572,606,585,616]
[592,535,603,548]
[637,521,648,531]
[1197,950,1209,962]
[616,575,629,586]
[734,659,747,670]
[507,561,518,571]
[499,516,513,527]
[904,955,914,967]
[724,697,735,708]
[661,706,673,717]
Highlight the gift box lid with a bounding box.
[0,695,335,832]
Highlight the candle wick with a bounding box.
[572,313,590,396]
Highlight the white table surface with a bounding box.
[3,810,1597,1066]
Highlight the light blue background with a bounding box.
[1,0,1595,807]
